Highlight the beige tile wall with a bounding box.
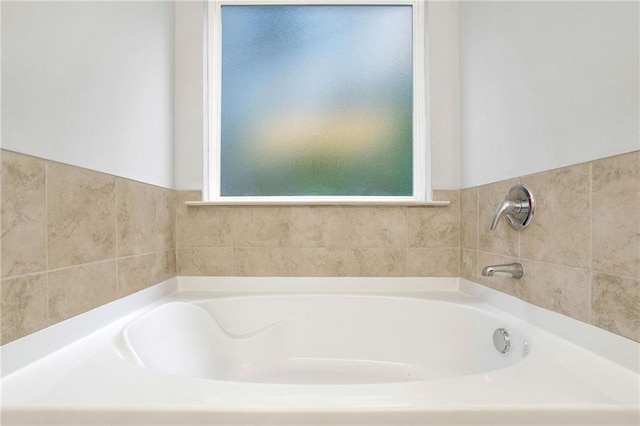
[461,150,640,342]
[3,148,637,345]
[1,150,176,344]
[175,190,460,278]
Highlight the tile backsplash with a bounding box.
[175,190,460,277]
[2,148,638,344]
[461,150,639,342]
[1,150,176,344]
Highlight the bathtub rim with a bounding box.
[1,276,638,379]
[1,276,639,426]
[2,405,640,426]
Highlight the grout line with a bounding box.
[473,246,636,280]
[0,270,48,281]
[588,162,594,323]
[476,248,591,271]
[44,161,49,272]
[116,249,172,261]
[174,189,178,253]
[115,177,119,296]
[456,189,462,276]
[475,187,479,252]
[44,161,50,325]
[404,204,409,255]
[589,162,593,271]
[174,189,179,278]
[42,258,117,276]
[590,269,639,281]
[589,270,595,325]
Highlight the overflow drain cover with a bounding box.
[493,328,511,354]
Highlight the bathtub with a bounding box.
[1,277,638,425]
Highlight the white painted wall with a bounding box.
[174,0,205,191]
[173,1,462,191]
[6,1,636,193]
[2,1,175,188]
[428,0,461,190]
[460,1,639,188]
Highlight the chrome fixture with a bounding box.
[489,184,535,230]
[482,262,524,279]
[493,328,511,354]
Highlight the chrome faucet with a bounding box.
[481,263,523,279]
[489,184,535,230]
[490,199,529,230]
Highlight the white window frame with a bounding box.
[202,0,435,205]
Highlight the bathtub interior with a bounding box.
[119,295,528,384]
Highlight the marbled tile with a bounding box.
[47,260,117,323]
[352,248,406,276]
[0,273,48,344]
[476,251,522,298]
[592,151,640,277]
[1,151,46,277]
[520,260,591,323]
[592,272,640,342]
[176,248,233,276]
[176,191,232,248]
[234,248,293,276]
[348,207,407,248]
[408,190,459,248]
[460,187,478,250]
[47,163,116,269]
[289,207,352,248]
[288,248,356,276]
[460,249,479,282]
[519,164,591,268]
[117,178,175,256]
[406,248,459,277]
[478,179,519,257]
[232,207,291,247]
[118,250,176,297]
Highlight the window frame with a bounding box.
[203,0,433,205]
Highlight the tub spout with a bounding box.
[482,263,523,279]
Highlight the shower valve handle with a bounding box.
[489,184,535,231]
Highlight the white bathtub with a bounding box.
[121,295,527,384]
[1,277,638,426]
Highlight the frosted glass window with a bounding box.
[220,5,413,196]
